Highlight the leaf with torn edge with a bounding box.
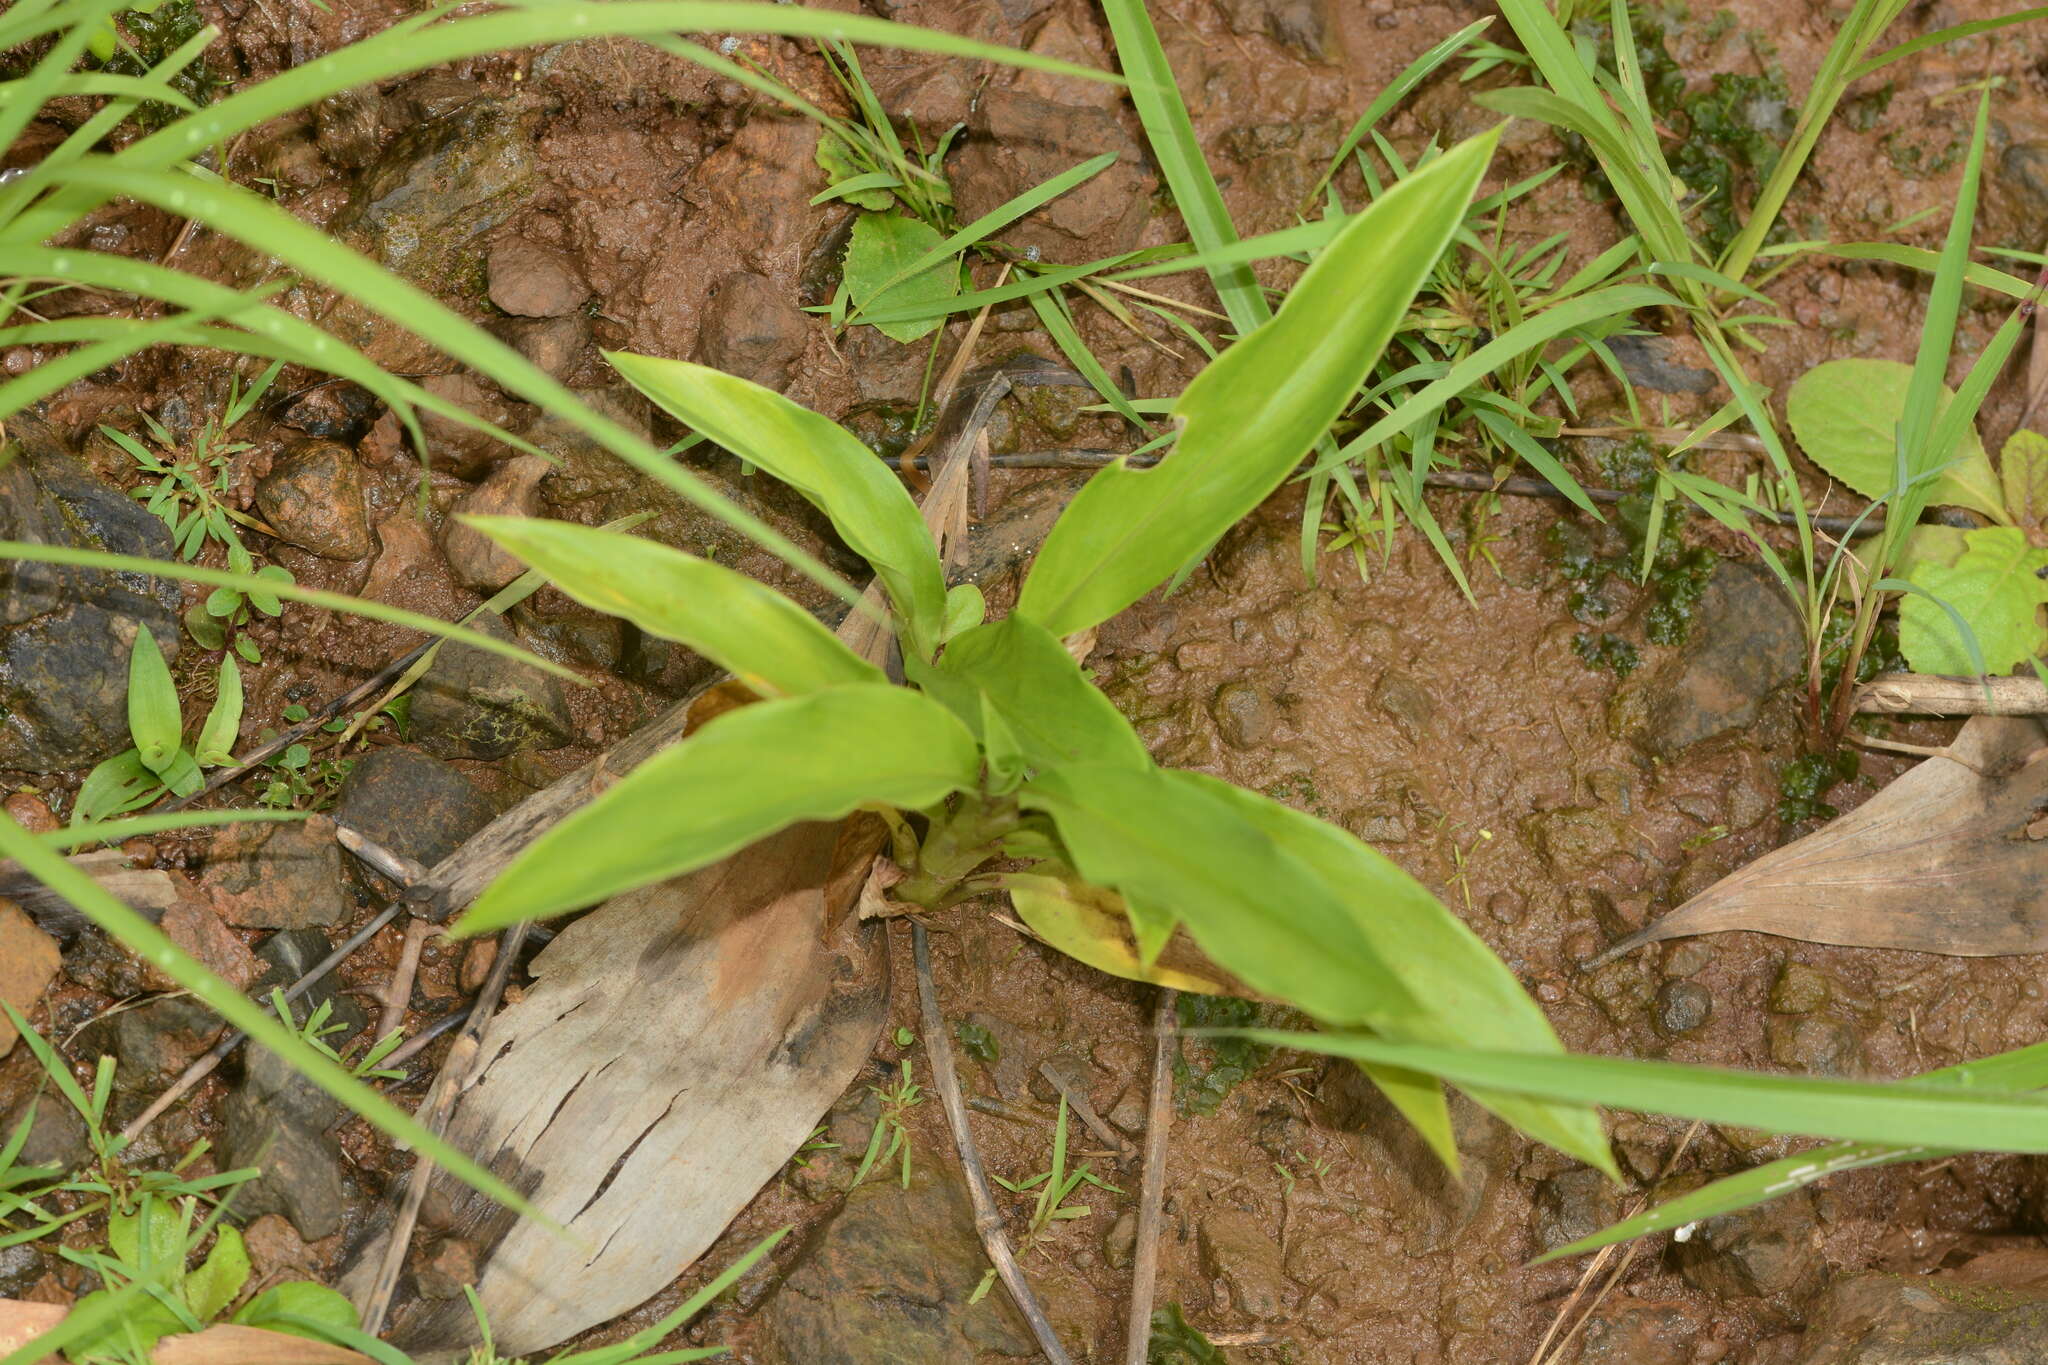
[1594,715,2048,962]
[1899,526,2048,675]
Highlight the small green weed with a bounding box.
[267,988,408,1083]
[1173,995,1272,1118]
[973,1098,1120,1302]
[73,635,242,823]
[849,1055,923,1191]
[1148,1303,1227,1364]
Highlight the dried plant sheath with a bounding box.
[1593,716,2048,965]
[1854,673,2048,715]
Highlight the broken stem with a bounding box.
[1124,987,1177,1365]
[911,922,1074,1365]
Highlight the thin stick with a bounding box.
[376,1004,472,1072]
[377,919,439,1043]
[912,923,1074,1365]
[160,641,432,812]
[1035,1061,1133,1160]
[359,920,528,1337]
[1853,672,2048,715]
[1124,988,1177,1365]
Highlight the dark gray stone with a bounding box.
[0,416,180,771]
[753,1153,1036,1363]
[0,1242,52,1297]
[1610,335,1718,395]
[334,747,496,870]
[251,928,369,1042]
[1674,1190,1824,1304]
[696,271,809,392]
[1615,561,1805,757]
[219,1046,348,1241]
[1653,980,1713,1035]
[1532,1168,1621,1252]
[410,614,573,760]
[1790,1249,2048,1363]
[0,1094,90,1174]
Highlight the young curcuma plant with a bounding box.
[448,124,2048,1179]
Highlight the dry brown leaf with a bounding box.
[1593,715,2048,965]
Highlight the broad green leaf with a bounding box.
[1899,526,2048,674]
[1227,1029,2048,1154]
[466,516,881,697]
[2002,428,2048,530]
[843,213,959,343]
[941,583,985,643]
[73,749,164,825]
[1017,128,1500,637]
[108,1197,186,1279]
[60,1287,186,1363]
[816,138,894,209]
[1174,771,1611,1173]
[126,629,180,775]
[1784,359,2005,521]
[1898,523,1968,577]
[456,685,981,933]
[923,617,1149,772]
[1007,872,1240,994]
[194,654,243,767]
[183,1224,250,1323]
[230,1281,360,1340]
[1020,765,1422,1033]
[607,353,947,656]
[0,820,541,1227]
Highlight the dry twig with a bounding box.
[912,923,1074,1365]
[1124,988,1178,1365]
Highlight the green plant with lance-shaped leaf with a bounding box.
[446,126,2048,1180]
[71,632,243,823]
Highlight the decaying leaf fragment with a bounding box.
[1594,715,2048,964]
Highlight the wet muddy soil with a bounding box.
[9,0,2048,1360]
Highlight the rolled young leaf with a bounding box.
[1015,126,1500,637]
[919,616,1149,772]
[456,684,982,933]
[466,516,883,697]
[607,353,948,657]
[194,654,243,768]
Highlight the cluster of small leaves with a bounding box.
[1147,1304,1228,1364]
[1777,747,1859,824]
[74,635,241,822]
[92,0,223,126]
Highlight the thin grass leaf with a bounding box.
[1099,0,1265,331]
[0,833,541,1223]
[41,809,307,853]
[0,541,578,681]
[1305,18,1492,208]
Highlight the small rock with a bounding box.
[1789,1247,2048,1363]
[1770,961,1831,1014]
[1373,670,1435,742]
[1212,0,1339,61]
[951,89,1156,258]
[1618,562,1805,757]
[1674,1190,1824,1303]
[0,1094,89,1173]
[1198,1208,1292,1321]
[501,313,590,380]
[0,1243,52,1298]
[3,794,58,833]
[220,1046,348,1241]
[1653,980,1713,1035]
[695,271,809,392]
[415,373,524,479]
[459,938,497,993]
[1661,940,1716,978]
[487,236,587,317]
[1521,807,1630,880]
[0,901,60,1057]
[97,997,217,1096]
[63,928,157,997]
[275,383,380,443]
[1608,335,1717,395]
[1103,1209,1138,1271]
[752,1153,1035,1363]
[1106,1087,1146,1135]
[442,454,551,592]
[1211,682,1279,749]
[1577,1296,1696,1365]
[158,898,259,991]
[413,1238,478,1300]
[243,1213,320,1281]
[0,417,182,771]
[333,747,497,869]
[1768,1015,1862,1077]
[205,815,348,930]
[1533,1169,1621,1252]
[358,513,449,607]
[411,614,574,760]
[254,440,372,560]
